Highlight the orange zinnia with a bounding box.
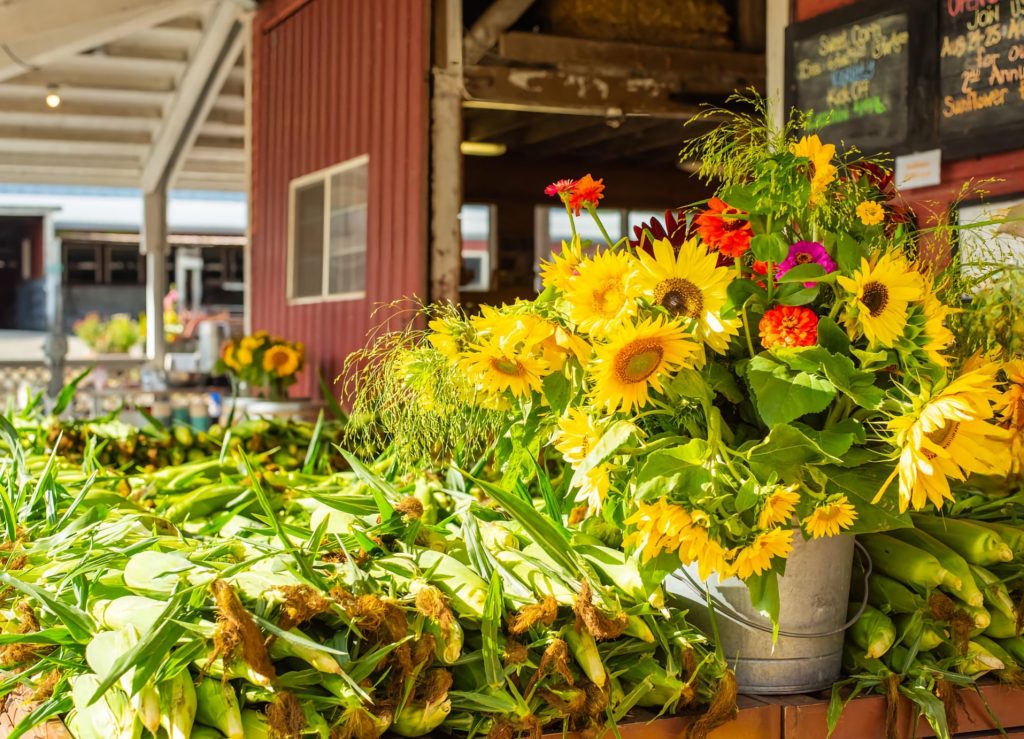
[696,197,753,257]
[567,174,605,216]
[759,305,818,349]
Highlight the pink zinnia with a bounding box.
[776,241,836,288]
[544,178,577,198]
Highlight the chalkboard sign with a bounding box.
[939,0,1024,153]
[785,0,934,155]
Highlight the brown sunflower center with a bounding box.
[861,281,889,317]
[490,356,524,377]
[614,340,664,384]
[654,278,703,319]
[268,349,290,368]
[922,421,961,459]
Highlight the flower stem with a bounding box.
[563,199,577,241]
[586,203,614,247]
[741,298,757,357]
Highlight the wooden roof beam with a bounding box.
[497,32,765,97]
[463,0,535,65]
[0,0,210,83]
[463,65,708,120]
[141,0,240,193]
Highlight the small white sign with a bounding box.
[894,149,942,190]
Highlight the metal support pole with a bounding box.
[143,186,168,367]
[42,213,65,400]
[766,0,790,132]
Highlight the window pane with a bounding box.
[547,206,622,252]
[328,162,368,295]
[292,180,325,298]
[107,245,142,285]
[64,244,102,285]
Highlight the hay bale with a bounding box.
[540,0,731,47]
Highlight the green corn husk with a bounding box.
[892,614,945,651]
[848,604,896,659]
[190,727,227,739]
[970,565,1017,621]
[194,677,244,739]
[617,655,689,708]
[158,669,197,739]
[575,543,665,608]
[859,535,955,591]
[841,644,889,676]
[492,547,575,605]
[240,709,270,739]
[957,601,992,630]
[268,628,343,675]
[973,635,1024,683]
[910,516,1014,566]
[974,521,1024,558]
[937,640,1005,675]
[122,550,205,596]
[192,656,273,687]
[623,615,656,643]
[889,528,984,607]
[984,607,1019,639]
[391,700,452,737]
[375,551,488,620]
[91,596,166,635]
[84,627,160,734]
[562,625,605,687]
[862,573,925,614]
[70,674,142,739]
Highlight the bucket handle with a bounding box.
[669,539,873,639]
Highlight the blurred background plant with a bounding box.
[72,312,142,354]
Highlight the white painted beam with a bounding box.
[143,186,168,365]
[0,0,210,83]
[141,0,239,192]
[766,0,789,131]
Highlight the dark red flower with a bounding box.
[630,209,696,253]
[545,178,578,198]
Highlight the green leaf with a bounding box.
[751,233,789,263]
[745,571,781,637]
[900,685,951,739]
[835,233,867,274]
[542,372,571,415]
[816,316,850,355]
[727,279,767,309]
[301,410,325,474]
[820,353,885,410]
[775,263,831,284]
[775,283,820,306]
[633,442,711,502]
[340,449,397,521]
[317,367,348,422]
[0,573,95,643]
[481,577,504,689]
[569,419,636,487]
[746,353,836,427]
[52,366,92,416]
[744,424,844,482]
[822,464,911,534]
[735,479,759,513]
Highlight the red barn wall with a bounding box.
[793,0,1024,220]
[250,0,430,397]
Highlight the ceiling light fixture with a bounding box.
[460,141,506,157]
[45,85,61,108]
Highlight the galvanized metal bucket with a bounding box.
[667,530,857,694]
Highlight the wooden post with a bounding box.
[766,0,790,132]
[143,186,168,367]
[430,0,464,304]
[41,212,65,400]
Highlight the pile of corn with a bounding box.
[15,415,346,471]
[846,492,1024,722]
[0,418,732,738]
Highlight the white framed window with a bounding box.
[287,155,368,303]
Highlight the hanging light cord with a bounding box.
[1,43,39,72]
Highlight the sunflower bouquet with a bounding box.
[220,331,305,400]
[394,101,1022,620]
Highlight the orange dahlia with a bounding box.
[567,174,605,216]
[759,305,818,349]
[696,197,753,258]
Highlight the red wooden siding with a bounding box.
[250,0,430,398]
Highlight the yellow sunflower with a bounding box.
[789,134,837,203]
[623,499,693,564]
[732,527,793,580]
[573,463,612,512]
[590,316,699,413]
[635,237,736,353]
[540,237,584,291]
[564,249,641,338]
[427,317,466,361]
[694,536,734,581]
[918,292,955,367]
[222,342,241,372]
[836,252,923,347]
[552,408,605,467]
[1001,360,1024,430]
[461,330,550,399]
[263,344,301,376]
[241,333,266,352]
[757,486,800,529]
[880,363,1011,511]
[803,496,857,538]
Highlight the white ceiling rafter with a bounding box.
[0,0,247,192]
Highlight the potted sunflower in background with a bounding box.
[344,95,1019,694]
[219,331,311,419]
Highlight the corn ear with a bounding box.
[984,607,1019,639]
[122,550,206,596]
[862,573,925,614]
[562,626,605,687]
[892,614,944,651]
[190,727,227,739]
[973,635,1022,680]
[492,548,575,605]
[195,677,244,739]
[910,515,1013,566]
[974,521,1024,558]
[91,596,166,635]
[957,601,991,630]
[84,628,160,734]
[623,615,656,643]
[617,655,687,708]
[391,700,453,737]
[889,528,983,606]
[970,565,1016,621]
[268,628,343,675]
[847,604,896,659]
[70,674,141,739]
[240,709,270,739]
[859,535,954,591]
[158,670,197,739]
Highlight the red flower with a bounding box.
[759,306,818,349]
[751,260,769,276]
[567,174,605,216]
[545,178,578,198]
[696,197,753,257]
[630,208,696,253]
